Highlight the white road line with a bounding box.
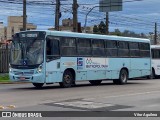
[84,90,160,101]
[104,90,160,98]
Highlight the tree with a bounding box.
[92,21,147,38]
[93,21,106,34]
[93,25,99,34]
[113,29,122,36]
[98,21,106,34]
[123,30,130,37]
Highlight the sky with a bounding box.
[0,0,160,34]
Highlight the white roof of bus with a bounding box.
[26,30,150,43]
[151,45,160,49]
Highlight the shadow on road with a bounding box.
[10,79,152,91]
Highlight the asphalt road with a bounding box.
[0,79,160,120]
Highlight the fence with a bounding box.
[0,49,10,73]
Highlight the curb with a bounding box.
[0,82,30,84]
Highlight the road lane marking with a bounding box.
[104,90,160,98]
[84,90,160,101]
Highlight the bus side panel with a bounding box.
[152,59,160,76]
[84,58,107,80]
[141,58,151,77]
[76,71,87,80]
[60,57,77,79]
[46,59,62,83]
[130,58,151,78]
[108,58,130,79]
[87,70,106,80]
[97,71,106,79]
[87,71,97,80]
[106,70,112,79]
[130,58,142,78]
[76,57,107,81]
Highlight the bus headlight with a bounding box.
[37,65,43,73]
[9,64,12,73]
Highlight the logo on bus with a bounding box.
[86,58,92,64]
[85,58,108,69]
[77,58,83,70]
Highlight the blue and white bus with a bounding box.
[9,30,151,88]
[151,45,160,78]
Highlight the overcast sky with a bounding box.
[0,0,160,33]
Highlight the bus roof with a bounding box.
[151,45,160,49]
[24,30,150,43]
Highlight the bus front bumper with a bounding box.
[9,72,45,83]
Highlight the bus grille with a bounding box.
[13,71,34,75]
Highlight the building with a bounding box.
[0,22,4,28]
[0,16,37,42]
[81,26,94,33]
[49,18,73,32]
[48,18,95,33]
[0,22,4,42]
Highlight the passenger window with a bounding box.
[118,41,129,57]
[139,43,150,57]
[106,40,117,57]
[92,39,105,57]
[77,38,92,56]
[46,36,60,61]
[61,37,77,56]
[129,42,140,57]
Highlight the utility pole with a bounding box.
[154,22,157,45]
[106,12,109,35]
[73,0,78,32]
[23,0,27,31]
[55,0,60,31]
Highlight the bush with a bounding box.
[0,74,10,82]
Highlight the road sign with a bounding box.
[99,0,122,12]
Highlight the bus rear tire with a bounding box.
[32,83,44,88]
[113,69,128,85]
[59,70,74,88]
[89,80,102,85]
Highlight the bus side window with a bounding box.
[129,42,140,57]
[46,39,51,55]
[61,37,76,56]
[46,36,60,61]
[92,39,105,57]
[106,40,117,57]
[77,38,92,56]
[118,41,129,57]
[139,43,150,57]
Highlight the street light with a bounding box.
[83,6,98,33]
[83,6,109,34]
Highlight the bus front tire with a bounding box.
[113,69,128,85]
[89,80,102,85]
[59,70,74,88]
[32,83,44,88]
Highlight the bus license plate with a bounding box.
[20,77,25,80]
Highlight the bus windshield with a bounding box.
[10,31,45,67]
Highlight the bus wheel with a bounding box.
[89,80,102,85]
[114,69,128,85]
[59,70,73,88]
[32,83,44,88]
